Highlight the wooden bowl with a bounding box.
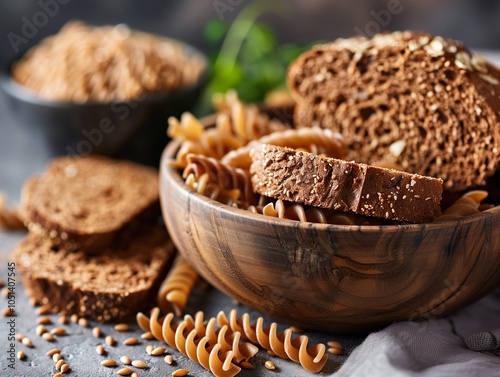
[160,139,500,334]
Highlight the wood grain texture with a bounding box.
[160,140,500,333]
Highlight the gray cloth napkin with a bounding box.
[334,288,500,377]
[465,329,500,352]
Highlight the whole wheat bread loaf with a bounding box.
[13,225,174,322]
[21,156,160,253]
[250,143,443,223]
[288,31,500,191]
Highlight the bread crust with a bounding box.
[13,226,174,322]
[21,156,160,253]
[287,31,500,191]
[250,143,443,223]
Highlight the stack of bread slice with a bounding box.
[13,156,174,322]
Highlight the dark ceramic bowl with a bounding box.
[0,39,208,166]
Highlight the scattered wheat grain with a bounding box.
[172,369,189,377]
[131,360,148,369]
[120,355,131,365]
[117,367,133,376]
[101,359,117,367]
[264,360,276,370]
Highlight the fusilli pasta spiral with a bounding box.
[168,92,498,227]
[184,154,256,205]
[157,255,199,316]
[221,127,346,170]
[434,190,492,222]
[217,309,328,373]
[212,90,290,142]
[136,308,260,376]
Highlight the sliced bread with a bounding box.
[250,143,443,223]
[13,224,174,322]
[21,156,160,253]
[287,31,500,191]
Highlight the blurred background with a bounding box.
[1,0,500,200]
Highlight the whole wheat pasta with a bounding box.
[221,127,346,170]
[157,255,199,316]
[167,112,205,142]
[136,308,257,376]
[169,97,498,225]
[184,173,241,207]
[0,194,25,231]
[179,328,242,377]
[168,113,245,169]
[434,190,491,222]
[212,90,290,142]
[217,309,328,373]
[11,21,205,103]
[247,198,378,225]
[183,154,256,205]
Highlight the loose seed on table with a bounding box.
[59,315,68,324]
[36,304,51,315]
[140,331,154,340]
[117,367,133,376]
[145,345,154,355]
[17,351,26,360]
[36,325,47,336]
[92,326,102,338]
[114,323,130,332]
[37,316,52,325]
[105,335,116,346]
[131,360,148,369]
[96,345,105,355]
[264,360,276,370]
[151,346,166,356]
[327,340,344,355]
[164,355,173,365]
[70,314,79,323]
[78,317,89,327]
[46,348,61,357]
[22,337,33,347]
[240,361,254,369]
[52,353,62,362]
[172,369,189,377]
[56,359,65,370]
[123,337,138,346]
[120,355,131,365]
[60,364,70,373]
[2,308,14,316]
[51,327,66,336]
[101,359,117,367]
[43,333,55,342]
[16,333,25,342]
[53,373,62,377]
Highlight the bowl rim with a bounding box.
[162,139,500,234]
[0,35,209,108]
